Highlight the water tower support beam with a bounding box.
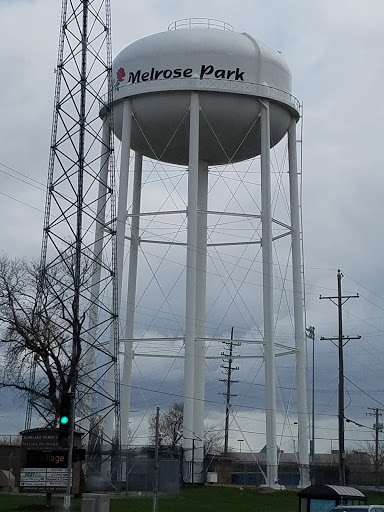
[183,92,200,483]
[260,100,278,488]
[106,99,132,443]
[121,151,143,447]
[288,118,310,488]
[193,160,208,482]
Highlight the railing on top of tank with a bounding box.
[168,18,234,32]
[196,79,301,113]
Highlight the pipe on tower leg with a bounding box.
[183,92,200,483]
[260,100,279,489]
[121,151,143,448]
[105,99,132,446]
[193,160,208,483]
[288,118,311,488]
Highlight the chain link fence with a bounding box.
[2,437,384,492]
[85,446,180,495]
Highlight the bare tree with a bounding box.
[148,402,183,449]
[204,423,225,455]
[346,447,372,467]
[0,253,91,426]
[356,440,384,468]
[148,402,224,453]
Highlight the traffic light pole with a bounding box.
[64,390,76,510]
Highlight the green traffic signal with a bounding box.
[58,393,71,447]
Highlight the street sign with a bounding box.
[20,467,71,492]
[27,449,68,468]
[20,428,83,494]
[20,450,70,493]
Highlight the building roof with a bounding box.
[298,484,365,499]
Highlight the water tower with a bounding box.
[104,18,309,487]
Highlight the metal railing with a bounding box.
[109,77,300,115]
[168,18,234,32]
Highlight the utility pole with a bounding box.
[153,407,160,512]
[320,270,360,486]
[306,326,315,465]
[220,327,241,455]
[366,407,383,487]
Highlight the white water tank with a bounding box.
[111,19,299,165]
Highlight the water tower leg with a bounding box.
[183,92,200,483]
[105,99,132,447]
[83,119,111,438]
[193,160,208,483]
[288,118,310,488]
[121,151,143,448]
[260,100,279,489]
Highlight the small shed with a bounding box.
[298,484,366,512]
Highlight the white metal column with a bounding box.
[116,100,133,302]
[121,151,143,448]
[288,118,310,488]
[193,160,208,483]
[105,99,132,444]
[183,92,200,482]
[83,119,110,434]
[260,100,278,488]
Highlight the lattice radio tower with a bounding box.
[25,0,120,465]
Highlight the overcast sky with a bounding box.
[1,0,384,455]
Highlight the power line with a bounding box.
[0,191,44,213]
[0,161,46,187]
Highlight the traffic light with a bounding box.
[58,392,71,448]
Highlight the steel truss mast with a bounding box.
[26,0,120,479]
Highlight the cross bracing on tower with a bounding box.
[26,0,120,478]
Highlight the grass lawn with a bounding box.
[1,487,384,512]
[111,487,300,512]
